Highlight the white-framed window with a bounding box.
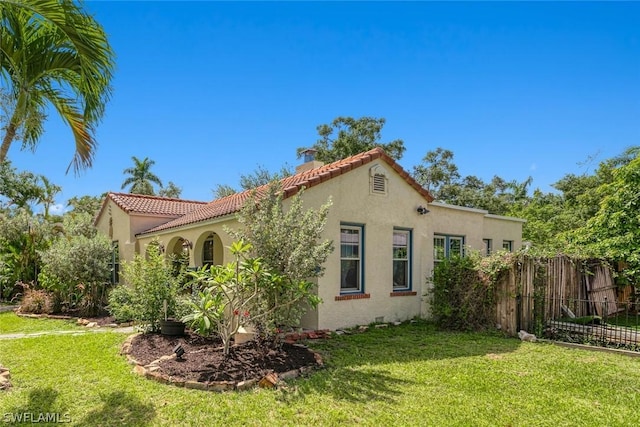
[483,239,492,256]
[434,234,465,264]
[340,224,363,292]
[202,234,215,267]
[503,240,513,252]
[393,229,411,290]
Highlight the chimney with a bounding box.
[296,148,324,174]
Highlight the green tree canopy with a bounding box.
[570,154,640,284]
[121,156,163,195]
[0,161,43,211]
[298,116,405,163]
[158,181,182,199]
[0,0,115,173]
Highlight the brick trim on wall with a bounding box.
[390,291,417,297]
[335,293,371,301]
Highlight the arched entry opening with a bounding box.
[196,232,223,268]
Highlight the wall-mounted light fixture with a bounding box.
[181,239,193,251]
[416,205,430,215]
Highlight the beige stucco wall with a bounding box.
[94,201,136,263]
[295,161,430,330]
[137,219,234,268]
[482,214,524,252]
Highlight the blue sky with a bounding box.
[6,1,639,212]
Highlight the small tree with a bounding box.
[184,241,321,356]
[113,243,183,331]
[229,182,333,329]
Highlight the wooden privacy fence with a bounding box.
[495,255,622,336]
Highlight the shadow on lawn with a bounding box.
[6,387,68,422]
[310,322,522,367]
[287,367,413,404]
[74,391,155,427]
[293,322,522,402]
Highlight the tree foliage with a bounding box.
[0,161,43,211]
[570,155,640,284]
[228,183,333,328]
[113,243,183,332]
[212,184,237,199]
[38,219,112,315]
[0,0,115,172]
[413,147,532,215]
[299,116,405,163]
[239,164,292,191]
[67,194,104,216]
[158,181,182,198]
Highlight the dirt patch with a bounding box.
[128,332,321,384]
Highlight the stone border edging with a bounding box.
[15,311,133,329]
[0,364,11,390]
[121,333,324,392]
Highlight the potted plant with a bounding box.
[159,299,186,336]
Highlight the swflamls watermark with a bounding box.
[3,412,71,423]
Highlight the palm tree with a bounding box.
[0,0,115,173]
[121,156,163,195]
[37,175,61,219]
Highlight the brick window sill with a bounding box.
[335,293,371,301]
[390,291,417,297]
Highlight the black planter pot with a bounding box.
[159,319,185,336]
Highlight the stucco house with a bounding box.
[95,148,524,330]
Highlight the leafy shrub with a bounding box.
[106,285,136,323]
[38,232,112,316]
[184,241,320,355]
[430,255,496,331]
[37,212,112,315]
[20,288,54,314]
[114,243,183,332]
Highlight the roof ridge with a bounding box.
[138,147,433,236]
[109,191,206,204]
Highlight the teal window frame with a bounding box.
[340,223,365,294]
[393,228,412,291]
[434,234,465,263]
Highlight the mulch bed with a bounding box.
[128,331,320,383]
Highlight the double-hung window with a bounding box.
[340,225,363,292]
[434,234,464,264]
[393,229,411,290]
[502,240,513,252]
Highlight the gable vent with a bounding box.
[370,164,388,195]
[372,174,386,193]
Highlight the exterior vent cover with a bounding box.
[370,164,388,195]
[372,174,386,193]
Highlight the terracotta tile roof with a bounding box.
[139,147,434,235]
[95,192,207,224]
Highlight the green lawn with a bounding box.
[607,313,640,330]
[0,312,81,334]
[1,322,640,426]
